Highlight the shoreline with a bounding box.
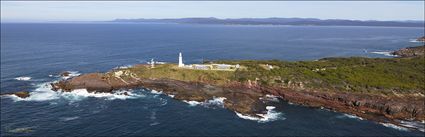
[2,45,424,132]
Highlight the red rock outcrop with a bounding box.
[44,62,424,131]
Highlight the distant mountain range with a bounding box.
[111,17,424,27]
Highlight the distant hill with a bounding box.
[111,17,424,27]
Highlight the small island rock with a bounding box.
[1,91,30,98]
[61,71,71,77]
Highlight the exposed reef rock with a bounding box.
[60,71,71,77]
[52,71,140,93]
[1,91,30,98]
[391,45,425,57]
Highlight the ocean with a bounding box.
[1,23,424,136]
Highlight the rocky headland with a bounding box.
[2,45,425,131]
[391,45,424,57]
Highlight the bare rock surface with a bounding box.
[1,91,30,98]
[392,45,425,57]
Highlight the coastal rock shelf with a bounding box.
[3,45,425,131]
[391,45,425,57]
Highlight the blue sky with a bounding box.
[1,1,424,22]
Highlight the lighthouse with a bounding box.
[178,52,184,67]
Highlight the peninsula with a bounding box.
[111,17,425,28]
[3,44,425,131]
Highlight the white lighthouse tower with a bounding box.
[178,52,184,67]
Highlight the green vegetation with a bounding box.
[128,64,235,85]
[126,56,425,95]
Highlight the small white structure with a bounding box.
[151,58,155,68]
[178,52,184,67]
[217,64,232,70]
[193,64,211,70]
[176,52,238,71]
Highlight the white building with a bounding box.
[151,58,155,68]
[216,64,232,70]
[178,52,184,67]
[176,52,239,71]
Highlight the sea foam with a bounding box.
[167,94,175,98]
[370,51,397,57]
[3,82,144,102]
[337,114,364,120]
[183,97,226,107]
[14,76,31,81]
[61,89,144,101]
[183,100,202,106]
[61,71,81,80]
[60,116,80,121]
[409,39,424,43]
[380,123,409,131]
[114,65,133,69]
[235,106,284,123]
[150,90,163,95]
[399,120,425,132]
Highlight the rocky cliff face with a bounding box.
[230,80,425,122]
[46,71,425,127]
[260,86,425,122]
[50,75,268,116]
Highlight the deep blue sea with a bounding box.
[1,23,424,136]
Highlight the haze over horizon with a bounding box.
[1,1,424,23]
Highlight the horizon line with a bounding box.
[2,17,425,23]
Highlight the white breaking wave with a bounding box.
[205,97,226,106]
[167,94,175,98]
[409,39,424,43]
[150,90,163,95]
[3,82,144,102]
[370,51,397,57]
[14,76,31,81]
[61,89,144,101]
[380,123,409,131]
[114,65,133,69]
[235,106,285,123]
[60,116,80,121]
[183,100,202,106]
[62,71,81,80]
[6,82,61,102]
[150,122,160,126]
[399,120,425,132]
[149,89,175,98]
[183,97,226,107]
[337,114,364,120]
